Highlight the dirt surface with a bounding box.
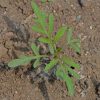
[0,0,100,100]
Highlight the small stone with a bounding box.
[90,26,93,29]
[15,91,18,94]
[82,36,87,41]
[85,51,89,56]
[80,75,85,79]
[76,15,82,22]
[53,10,56,13]
[70,4,74,7]
[81,90,87,97]
[76,86,82,93]
[78,22,84,27]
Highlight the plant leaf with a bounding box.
[56,69,74,96]
[62,56,80,69]
[31,43,39,55]
[70,43,80,53]
[38,37,50,43]
[67,28,73,44]
[49,14,54,34]
[67,67,80,79]
[32,25,45,34]
[48,43,54,54]
[56,68,64,80]
[41,0,46,3]
[33,59,40,68]
[44,59,58,72]
[64,73,74,96]
[54,27,66,43]
[8,56,34,68]
[31,1,47,35]
[31,1,42,19]
[41,12,47,27]
[70,39,80,43]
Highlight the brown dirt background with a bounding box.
[0,0,100,100]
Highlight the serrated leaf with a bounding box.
[62,56,80,69]
[33,59,40,68]
[32,25,45,34]
[8,56,34,68]
[54,27,66,43]
[44,59,58,72]
[67,67,80,79]
[48,43,54,54]
[67,28,73,44]
[38,37,50,43]
[63,73,74,96]
[49,14,54,34]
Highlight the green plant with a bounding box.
[41,0,47,3]
[8,1,81,96]
[41,0,51,3]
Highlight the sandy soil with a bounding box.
[0,0,100,100]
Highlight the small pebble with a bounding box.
[82,36,87,41]
[80,75,85,79]
[80,90,87,97]
[90,26,93,30]
[76,86,82,93]
[15,91,18,94]
[76,15,82,22]
[70,4,74,7]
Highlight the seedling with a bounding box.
[8,1,81,96]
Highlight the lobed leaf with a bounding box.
[64,73,75,96]
[49,14,54,34]
[67,28,73,44]
[54,27,66,43]
[62,56,80,69]
[31,1,42,20]
[8,56,34,68]
[44,59,58,72]
[41,0,47,3]
[31,1,47,35]
[56,68,75,96]
[67,67,80,79]
[70,43,80,53]
[56,68,64,80]
[32,25,45,34]
[38,37,50,43]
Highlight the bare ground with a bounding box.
[0,0,100,100]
